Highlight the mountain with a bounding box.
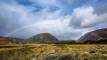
[0,33,59,44]
[79,28,107,43]
[29,33,59,43]
[0,36,27,44]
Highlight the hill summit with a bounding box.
[29,33,58,43]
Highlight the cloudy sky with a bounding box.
[0,0,107,40]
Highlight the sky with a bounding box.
[0,0,107,40]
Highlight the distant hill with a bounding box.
[79,28,107,43]
[29,33,59,43]
[1,28,107,44]
[0,36,27,44]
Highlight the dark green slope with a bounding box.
[29,33,58,43]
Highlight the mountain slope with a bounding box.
[29,33,59,43]
[79,28,107,43]
[0,36,27,44]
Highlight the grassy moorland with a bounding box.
[0,44,107,60]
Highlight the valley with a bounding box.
[0,28,107,60]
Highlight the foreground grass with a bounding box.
[0,44,107,60]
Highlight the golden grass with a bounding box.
[0,44,107,60]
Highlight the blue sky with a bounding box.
[0,0,107,40]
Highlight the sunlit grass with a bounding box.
[0,44,107,60]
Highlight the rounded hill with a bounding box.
[29,33,58,43]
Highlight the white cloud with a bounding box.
[0,2,35,35]
[5,9,73,39]
[71,6,98,28]
[2,2,84,40]
[70,6,107,29]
